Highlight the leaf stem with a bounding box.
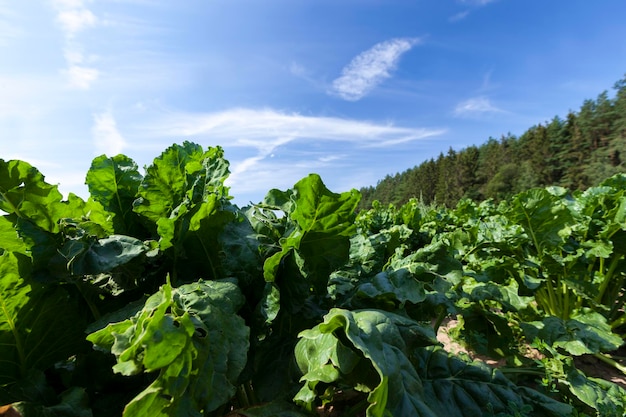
[596,255,621,303]
[0,190,23,219]
[594,352,626,375]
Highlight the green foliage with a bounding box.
[359,73,626,209]
[2,143,626,417]
[87,279,249,416]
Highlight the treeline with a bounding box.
[359,75,626,209]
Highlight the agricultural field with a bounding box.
[2,141,626,416]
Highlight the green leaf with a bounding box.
[218,214,263,289]
[132,142,235,283]
[462,277,533,312]
[296,309,573,417]
[57,235,149,276]
[355,268,427,308]
[0,216,29,255]
[295,308,438,417]
[13,387,93,417]
[565,368,626,417]
[411,347,574,417]
[0,252,86,388]
[507,188,574,253]
[0,159,68,233]
[521,311,623,355]
[85,154,143,235]
[263,174,360,288]
[87,279,249,416]
[133,142,229,225]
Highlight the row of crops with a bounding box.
[2,141,626,416]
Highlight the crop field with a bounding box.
[2,142,626,416]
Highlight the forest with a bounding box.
[359,74,626,209]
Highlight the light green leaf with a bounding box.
[263,174,360,288]
[133,142,229,225]
[85,154,143,235]
[0,159,68,233]
[87,279,249,416]
[565,369,626,417]
[507,188,574,252]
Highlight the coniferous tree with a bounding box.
[357,74,626,210]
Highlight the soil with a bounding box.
[436,317,626,389]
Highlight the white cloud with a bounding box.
[65,65,99,89]
[0,3,21,45]
[330,37,420,101]
[289,61,307,77]
[92,111,127,155]
[52,0,98,37]
[449,11,470,22]
[57,8,97,36]
[459,0,497,5]
[52,0,100,89]
[137,107,446,194]
[145,107,444,148]
[454,97,505,116]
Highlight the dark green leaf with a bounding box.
[0,252,86,387]
[521,311,623,355]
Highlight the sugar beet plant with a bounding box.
[1,141,626,416]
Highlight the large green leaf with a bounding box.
[132,142,235,283]
[507,188,574,253]
[0,159,68,233]
[263,174,360,288]
[85,154,143,235]
[0,216,29,255]
[87,279,249,416]
[133,142,229,225]
[412,347,574,417]
[295,309,573,417]
[564,368,626,417]
[57,235,150,276]
[295,308,438,417]
[0,252,86,388]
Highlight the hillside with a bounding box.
[359,74,626,209]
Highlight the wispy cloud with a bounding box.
[146,107,444,148]
[451,0,498,21]
[52,0,100,89]
[52,0,98,38]
[56,8,97,36]
[63,49,99,88]
[454,97,505,116]
[449,11,470,22]
[137,107,445,192]
[330,37,420,101]
[65,65,99,89]
[0,2,22,45]
[92,111,127,155]
[459,0,498,5]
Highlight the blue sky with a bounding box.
[2,1,626,206]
